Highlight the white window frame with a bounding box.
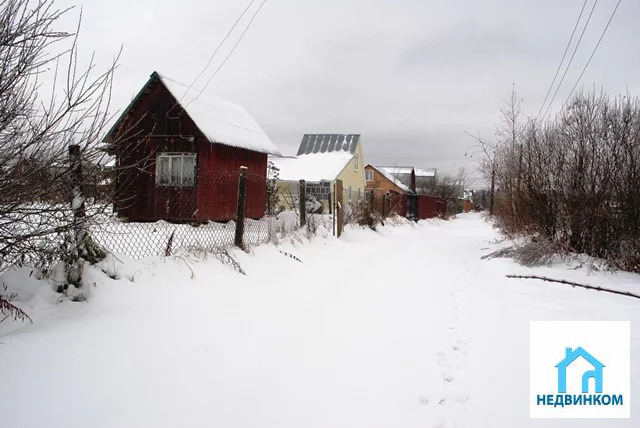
[353,154,359,172]
[156,152,197,187]
[365,169,374,182]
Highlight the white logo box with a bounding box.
[530,321,630,418]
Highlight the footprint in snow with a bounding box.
[433,419,456,428]
[454,392,469,404]
[442,372,454,383]
[418,396,430,406]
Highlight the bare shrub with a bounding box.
[355,199,381,230]
[486,89,640,272]
[0,0,120,282]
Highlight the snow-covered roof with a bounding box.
[378,166,414,175]
[270,152,354,182]
[415,167,437,177]
[369,165,410,192]
[377,166,436,177]
[157,74,280,155]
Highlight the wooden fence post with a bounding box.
[335,179,343,237]
[382,194,389,218]
[235,166,248,249]
[332,182,336,236]
[67,144,86,287]
[299,179,306,227]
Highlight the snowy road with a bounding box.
[1,213,638,427]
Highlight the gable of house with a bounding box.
[365,165,410,194]
[105,71,280,156]
[335,138,365,202]
[378,166,415,190]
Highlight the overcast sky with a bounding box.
[57,0,639,187]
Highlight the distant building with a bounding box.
[415,167,437,192]
[369,165,446,219]
[364,164,413,217]
[270,134,366,212]
[377,166,437,194]
[375,166,415,191]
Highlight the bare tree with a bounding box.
[421,167,467,200]
[0,0,119,286]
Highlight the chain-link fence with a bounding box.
[89,168,301,259]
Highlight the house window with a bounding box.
[156,153,196,187]
[354,154,359,171]
[365,169,374,181]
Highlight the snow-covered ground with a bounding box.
[1,213,638,427]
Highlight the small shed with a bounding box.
[104,71,280,222]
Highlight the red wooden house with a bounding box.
[104,71,280,222]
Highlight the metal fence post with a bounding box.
[299,179,306,227]
[235,166,248,249]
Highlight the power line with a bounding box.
[536,0,588,122]
[183,0,268,109]
[541,0,599,121]
[561,0,623,110]
[177,0,257,104]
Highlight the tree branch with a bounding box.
[505,274,640,300]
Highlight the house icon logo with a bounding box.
[530,321,630,418]
[555,347,604,393]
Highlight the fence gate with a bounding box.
[334,179,343,237]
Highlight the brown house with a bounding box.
[365,164,415,217]
[104,71,281,222]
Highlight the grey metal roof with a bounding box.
[415,167,437,177]
[296,134,360,156]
